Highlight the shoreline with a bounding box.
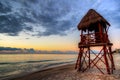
[8,63,75,80]
[2,54,120,80]
[7,63,120,80]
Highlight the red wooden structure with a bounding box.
[75,9,115,74]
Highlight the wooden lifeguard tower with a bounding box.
[75,9,115,74]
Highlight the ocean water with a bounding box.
[0,54,77,80]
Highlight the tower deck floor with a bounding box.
[79,43,113,48]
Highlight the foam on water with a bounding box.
[0,54,77,79]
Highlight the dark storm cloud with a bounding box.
[0,0,120,36]
[0,1,37,36]
[0,14,23,36]
[0,0,76,36]
[26,0,74,36]
[0,2,11,13]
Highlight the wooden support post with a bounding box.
[75,47,84,71]
[109,47,115,71]
[78,48,83,71]
[98,23,103,42]
[75,51,80,69]
[104,27,108,43]
[88,47,90,68]
[87,30,90,68]
[81,30,83,42]
[103,46,110,74]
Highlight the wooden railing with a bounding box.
[80,32,109,44]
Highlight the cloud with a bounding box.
[0,1,11,13]
[0,0,120,36]
[93,0,120,27]
[0,14,23,36]
[25,38,29,39]
[0,0,77,36]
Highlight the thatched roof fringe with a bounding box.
[78,9,110,30]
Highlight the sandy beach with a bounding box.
[8,54,120,80]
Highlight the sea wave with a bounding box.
[0,59,58,65]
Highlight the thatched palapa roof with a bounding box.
[78,9,110,30]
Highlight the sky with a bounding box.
[0,0,120,51]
